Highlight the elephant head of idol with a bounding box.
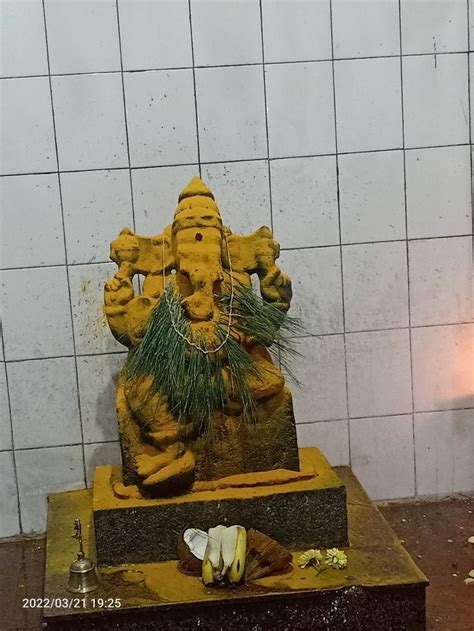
[171,177,226,323]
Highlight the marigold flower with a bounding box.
[297,548,324,568]
[325,548,348,569]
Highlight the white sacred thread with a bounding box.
[161,230,235,354]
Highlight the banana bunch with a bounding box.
[201,525,247,586]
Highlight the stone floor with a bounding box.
[1,495,473,630]
[380,495,474,631]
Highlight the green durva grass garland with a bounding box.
[126,282,303,432]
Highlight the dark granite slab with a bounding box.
[42,585,426,630]
[92,448,348,565]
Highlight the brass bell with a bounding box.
[67,518,99,594]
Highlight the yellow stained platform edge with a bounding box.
[93,447,342,511]
[44,467,427,618]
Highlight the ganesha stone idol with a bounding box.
[104,177,301,496]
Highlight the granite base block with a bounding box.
[92,448,348,565]
[43,586,426,631]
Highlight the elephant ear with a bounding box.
[132,225,175,275]
[151,225,175,272]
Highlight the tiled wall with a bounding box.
[0,0,473,536]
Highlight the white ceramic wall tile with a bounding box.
[119,0,192,71]
[350,415,415,500]
[69,263,124,355]
[411,324,474,412]
[401,0,468,54]
[271,156,338,249]
[261,0,331,63]
[409,237,472,327]
[62,170,133,265]
[8,357,81,450]
[471,54,474,139]
[0,451,19,537]
[132,165,198,234]
[196,66,267,162]
[402,54,469,148]
[191,0,262,66]
[84,441,121,487]
[15,445,84,532]
[339,150,406,244]
[202,161,271,235]
[333,0,400,59]
[125,70,198,168]
[406,146,472,239]
[343,242,409,332]
[471,0,474,51]
[334,58,402,153]
[266,62,335,158]
[346,329,412,417]
[415,409,474,495]
[1,267,74,361]
[77,354,125,443]
[52,73,128,171]
[296,420,349,466]
[0,364,11,451]
[279,248,343,336]
[0,174,65,269]
[44,0,120,74]
[0,0,48,77]
[0,77,56,175]
[290,336,347,423]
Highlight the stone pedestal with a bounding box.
[43,464,428,631]
[93,448,348,566]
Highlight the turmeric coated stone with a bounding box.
[104,177,300,497]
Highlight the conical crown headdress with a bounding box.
[178,176,215,202]
[173,176,221,229]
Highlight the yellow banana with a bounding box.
[227,526,247,584]
[201,547,215,586]
[207,525,225,581]
[221,525,239,576]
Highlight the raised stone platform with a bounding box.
[93,448,348,565]
[43,466,427,630]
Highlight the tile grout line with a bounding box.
[1,232,473,274]
[295,405,474,426]
[275,320,474,340]
[398,0,417,496]
[41,0,88,493]
[0,335,22,532]
[1,438,121,455]
[329,0,352,467]
[115,0,136,233]
[3,142,474,179]
[187,0,202,178]
[467,0,474,238]
[4,350,128,365]
[258,0,274,233]
[281,233,474,248]
[3,319,473,365]
[1,48,473,81]
[2,403,472,455]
